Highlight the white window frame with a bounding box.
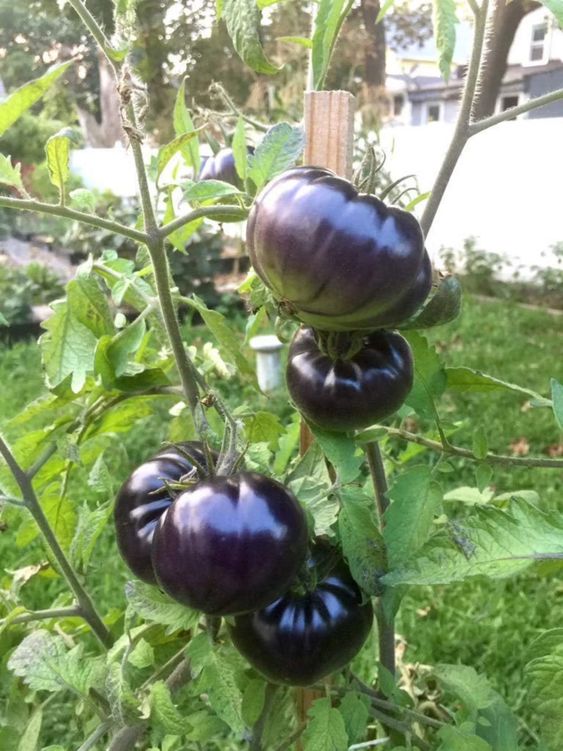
[423,101,443,124]
[527,21,550,66]
[497,93,520,113]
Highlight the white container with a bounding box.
[249,335,284,393]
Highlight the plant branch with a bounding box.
[0,196,148,244]
[1,606,82,627]
[75,720,112,751]
[0,436,113,648]
[158,204,248,239]
[209,83,269,132]
[66,0,116,70]
[369,425,563,469]
[470,86,563,135]
[420,0,488,236]
[365,442,390,522]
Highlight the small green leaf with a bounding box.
[551,378,563,430]
[404,331,447,419]
[287,443,336,536]
[526,652,563,749]
[223,0,280,75]
[338,691,369,745]
[447,367,546,402]
[385,466,443,569]
[157,130,201,180]
[277,36,313,48]
[69,501,112,570]
[17,708,42,751]
[302,697,348,751]
[199,650,245,734]
[0,154,24,191]
[311,0,350,90]
[401,275,462,330]
[339,488,386,595]
[432,0,458,81]
[309,426,362,484]
[173,78,200,173]
[243,411,284,449]
[0,61,72,137]
[248,123,305,192]
[69,188,96,213]
[45,128,77,191]
[241,678,266,726]
[125,580,200,634]
[437,725,492,751]
[472,426,488,460]
[128,638,155,670]
[184,179,241,202]
[232,117,248,182]
[148,681,188,734]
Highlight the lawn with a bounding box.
[0,293,561,746]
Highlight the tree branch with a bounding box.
[0,436,113,648]
[0,196,148,244]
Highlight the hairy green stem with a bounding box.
[66,0,116,69]
[470,86,563,135]
[158,204,248,238]
[75,720,112,751]
[368,425,563,469]
[0,196,148,244]
[365,442,390,523]
[0,437,113,648]
[420,0,488,236]
[1,606,82,627]
[209,83,269,132]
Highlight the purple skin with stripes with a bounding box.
[114,443,211,585]
[151,472,308,616]
[286,327,413,432]
[229,542,374,686]
[247,166,432,332]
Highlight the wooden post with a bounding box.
[296,89,357,740]
[299,90,356,456]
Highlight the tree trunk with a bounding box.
[472,0,540,120]
[360,0,389,126]
[77,50,124,147]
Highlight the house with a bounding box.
[386,8,563,125]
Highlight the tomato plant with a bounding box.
[0,1,562,750]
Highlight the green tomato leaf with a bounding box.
[0,61,73,137]
[385,466,443,570]
[174,78,200,173]
[447,367,546,402]
[309,426,363,484]
[157,130,201,181]
[198,649,245,734]
[183,179,242,202]
[338,487,386,596]
[403,331,447,419]
[8,631,105,695]
[162,190,203,253]
[125,580,200,634]
[338,691,370,745]
[232,116,248,182]
[69,188,97,213]
[148,681,188,734]
[526,653,563,750]
[436,725,492,751]
[376,0,398,23]
[0,154,24,191]
[128,638,155,670]
[311,0,350,90]
[277,35,313,48]
[287,443,336,536]
[69,501,112,571]
[45,128,77,191]
[241,678,266,726]
[551,378,563,430]
[302,697,348,751]
[243,411,284,449]
[223,0,280,75]
[432,0,458,81]
[383,497,563,587]
[248,123,305,192]
[16,708,42,751]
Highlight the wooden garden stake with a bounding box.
[296,89,356,740]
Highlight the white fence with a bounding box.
[70,119,563,273]
[380,118,563,273]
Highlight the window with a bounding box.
[425,102,442,123]
[393,94,404,117]
[530,22,548,63]
[501,95,519,111]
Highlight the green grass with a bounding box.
[0,296,561,746]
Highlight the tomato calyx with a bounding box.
[315,330,367,361]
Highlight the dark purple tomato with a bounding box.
[114,443,211,584]
[228,543,374,686]
[199,147,254,188]
[151,472,308,616]
[286,327,413,432]
[246,166,432,331]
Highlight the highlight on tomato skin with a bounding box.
[246,165,432,332]
[113,442,211,585]
[151,471,309,616]
[228,541,374,687]
[286,327,414,433]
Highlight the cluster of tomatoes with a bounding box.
[114,153,431,686]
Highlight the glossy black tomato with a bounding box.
[246,166,432,331]
[151,472,308,616]
[114,443,211,584]
[199,147,253,188]
[228,543,373,686]
[286,327,413,432]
